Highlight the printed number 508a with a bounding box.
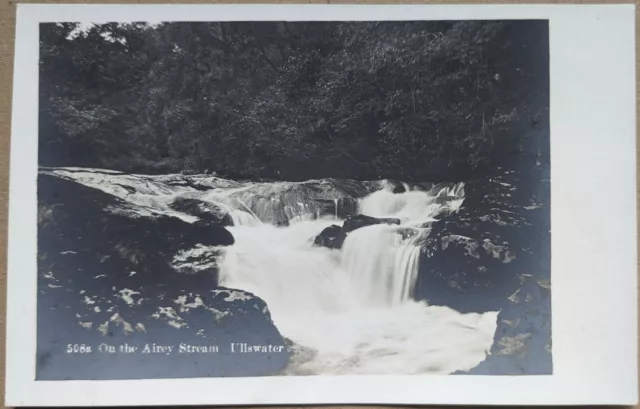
[67,344,92,353]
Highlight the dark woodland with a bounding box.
[36,20,551,379]
[40,20,548,181]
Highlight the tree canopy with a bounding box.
[39,20,549,181]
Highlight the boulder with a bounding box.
[414,164,550,375]
[343,214,400,234]
[392,184,406,194]
[415,165,550,313]
[314,214,401,250]
[457,275,552,375]
[168,197,234,226]
[38,175,235,271]
[191,220,235,246]
[38,276,292,380]
[36,172,290,380]
[418,225,518,312]
[313,225,344,249]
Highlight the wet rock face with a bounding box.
[37,173,290,380]
[392,184,406,194]
[316,197,359,220]
[39,175,235,268]
[314,225,344,249]
[418,218,520,312]
[313,214,401,250]
[343,214,401,234]
[416,166,550,312]
[168,197,234,226]
[416,165,551,374]
[455,275,552,375]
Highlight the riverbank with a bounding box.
[36,164,550,377]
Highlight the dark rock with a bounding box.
[343,214,400,234]
[457,275,552,375]
[182,176,220,191]
[379,179,412,194]
[168,197,234,226]
[230,194,289,226]
[36,172,290,380]
[414,163,550,375]
[415,164,550,313]
[313,225,344,249]
[396,227,420,240]
[418,223,518,312]
[37,276,292,380]
[434,195,461,205]
[392,185,406,194]
[191,220,235,246]
[313,214,401,250]
[38,175,235,267]
[326,178,381,198]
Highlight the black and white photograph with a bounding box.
[35,18,552,380]
[5,4,639,407]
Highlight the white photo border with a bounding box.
[6,4,638,406]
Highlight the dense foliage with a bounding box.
[40,20,548,181]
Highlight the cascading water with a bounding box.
[217,181,498,375]
[44,168,498,375]
[340,225,422,306]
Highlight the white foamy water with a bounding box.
[359,184,465,225]
[218,182,498,375]
[43,168,498,375]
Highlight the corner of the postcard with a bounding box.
[4,380,23,409]
[625,388,639,407]
[15,2,54,18]
[14,2,31,13]
[14,2,33,22]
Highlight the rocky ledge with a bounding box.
[37,173,291,380]
[458,274,552,375]
[314,214,401,249]
[415,164,551,374]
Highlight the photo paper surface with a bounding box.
[5,4,637,407]
[36,18,550,380]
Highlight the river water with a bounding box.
[44,168,498,375]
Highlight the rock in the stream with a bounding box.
[191,220,235,245]
[168,197,234,226]
[392,184,406,194]
[314,225,344,249]
[343,214,400,234]
[36,172,291,380]
[313,214,401,250]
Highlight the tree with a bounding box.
[39,20,549,181]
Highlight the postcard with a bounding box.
[5,4,637,406]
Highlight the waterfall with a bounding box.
[217,180,498,375]
[44,167,498,375]
[340,225,422,306]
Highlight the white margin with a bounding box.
[5,4,638,407]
